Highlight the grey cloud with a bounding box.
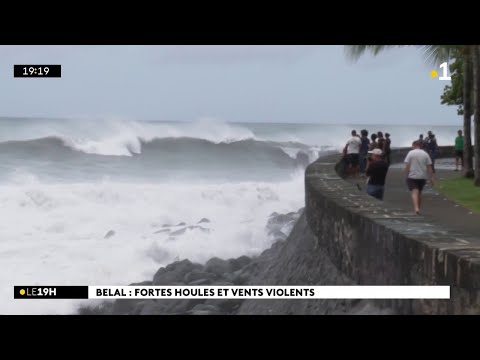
[153,45,320,64]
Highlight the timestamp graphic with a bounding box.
[14,64,61,78]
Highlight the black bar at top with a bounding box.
[14,286,88,299]
[14,65,61,78]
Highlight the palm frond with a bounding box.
[419,45,458,66]
[345,45,463,65]
[344,45,404,63]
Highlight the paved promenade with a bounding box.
[347,158,480,238]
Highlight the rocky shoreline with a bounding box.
[78,205,394,315]
[78,209,303,315]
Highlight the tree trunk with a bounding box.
[473,45,480,186]
[463,48,474,177]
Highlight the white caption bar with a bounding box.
[89,286,450,299]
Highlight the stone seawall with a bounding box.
[304,146,480,314]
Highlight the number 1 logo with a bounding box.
[439,62,451,81]
[430,62,451,81]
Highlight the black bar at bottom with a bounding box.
[14,286,88,299]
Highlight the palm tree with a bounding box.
[345,45,478,183]
[461,47,474,178]
[440,47,474,177]
[473,45,480,185]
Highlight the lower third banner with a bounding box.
[14,285,450,300]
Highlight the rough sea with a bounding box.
[0,117,459,314]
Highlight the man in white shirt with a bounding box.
[404,140,435,215]
[343,130,362,178]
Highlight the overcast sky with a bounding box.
[0,45,459,125]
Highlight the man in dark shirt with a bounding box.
[418,134,425,149]
[384,133,391,164]
[425,131,438,172]
[365,148,389,200]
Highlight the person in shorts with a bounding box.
[343,130,361,178]
[404,140,435,215]
[454,129,464,171]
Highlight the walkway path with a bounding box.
[347,158,480,238]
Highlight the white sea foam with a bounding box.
[58,118,259,156]
[0,172,304,314]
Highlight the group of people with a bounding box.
[342,129,391,202]
[343,129,392,178]
[416,131,439,172]
[342,129,443,215]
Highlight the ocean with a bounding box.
[0,117,459,314]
